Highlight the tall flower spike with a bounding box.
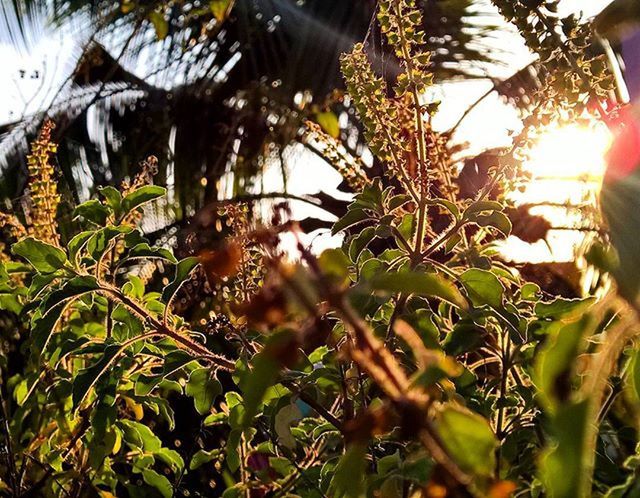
[26,120,60,246]
[341,44,400,163]
[302,121,370,191]
[378,0,435,194]
[378,0,433,98]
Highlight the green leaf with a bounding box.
[534,318,589,411]
[162,257,199,304]
[73,199,111,226]
[12,237,67,274]
[444,233,462,254]
[520,282,541,302]
[190,449,221,470]
[72,344,121,408]
[269,456,295,477]
[98,186,122,215]
[123,275,145,299]
[473,211,512,236]
[0,293,22,314]
[539,400,590,498]
[127,243,177,264]
[396,213,415,241]
[121,185,166,216]
[42,276,99,315]
[349,227,376,262]
[329,444,367,498]
[142,469,172,498]
[185,368,221,415]
[120,420,162,452]
[436,404,497,477]
[535,297,596,321]
[318,248,350,285]
[369,271,469,311]
[459,269,504,308]
[332,208,370,235]
[315,111,340,138]
[156,447,184,473]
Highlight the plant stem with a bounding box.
[101,285,235,370]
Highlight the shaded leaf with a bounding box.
[436,404,497,477]
[142,469,172,498]
[332,208,370,235]
[535,297,596,321]
[369,271,469,310]
[42,276,99,315]
[12,237,67,274]
[534,318,589,410]
[128,243,177,264]
[349,226,376,262]
[190,449,221,470]
[329,444,367,498]
[474,211,512,236]
[185,367,221,415]
[162,257,199,304]
[73,199,111,226]
[72,344,121,408]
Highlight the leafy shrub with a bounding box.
[0,1,637,498]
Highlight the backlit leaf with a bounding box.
[121,185,166,217]
[460,269,504,308]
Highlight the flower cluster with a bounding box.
[25,120,60,246]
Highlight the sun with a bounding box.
[510,122,613,207]
[503,122,613,263]
[524,123,612,182]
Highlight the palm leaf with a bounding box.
[0,0,507,238]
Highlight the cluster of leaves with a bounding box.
[491,0,615,160]
[1,1,640,498]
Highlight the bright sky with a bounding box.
[0,0,617,260]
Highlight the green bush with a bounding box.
[0,2,636,498]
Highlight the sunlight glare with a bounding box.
[524,123,611,183]
[503,122,612,263]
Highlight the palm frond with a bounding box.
[0,0,510,237]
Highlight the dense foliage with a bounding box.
[0,1,639,497]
